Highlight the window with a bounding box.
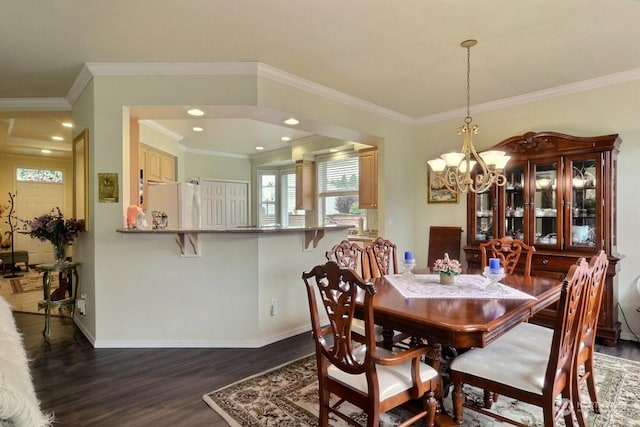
[257,168,305,227]
[316,152,362,227]
[16,167,63,183]
[258,171,277,226]
[281,170,305,227]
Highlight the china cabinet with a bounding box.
[464,131,622,345]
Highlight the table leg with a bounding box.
[42,271,52,338]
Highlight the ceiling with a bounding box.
[1,0,639,159]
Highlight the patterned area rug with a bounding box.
[8,271,57,294]
[203,352,640,426]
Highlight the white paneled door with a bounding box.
[14,181,65,265]
[200,179,248,229]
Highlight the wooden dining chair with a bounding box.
[450,258,591,427]
[366,237,399,278]
[495,250,609,427]
[480,236,535,276]
[326,240,372,342]
[427,226,462,268]
[302,261,441,427]
[326,239,369,280]
[573,250,608,422]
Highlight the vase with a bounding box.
[439,273,455,285]
[53,242,67,264]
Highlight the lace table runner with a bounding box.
[384,274,536,300]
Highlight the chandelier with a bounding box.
[428,40,509,194]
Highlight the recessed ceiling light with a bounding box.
[281,136,291,142]
[41,149,51,154]
[187,108,205,116]
[192,126,204,132]
[284,118,299,126]
[255,146,264,151]
[51,136,64,141]
[61,122,73,128]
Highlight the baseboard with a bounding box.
[91,325,312,349]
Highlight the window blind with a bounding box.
[317,154,359,196]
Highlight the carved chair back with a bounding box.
[479,236,535,275]
[326,240,368,280]
[365,237,399,278]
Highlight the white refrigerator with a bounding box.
[147,182,201,229]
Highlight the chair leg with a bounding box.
[318,388,330,427]
[572,378,588,427]
[452,382,464,426]
[560,389,576,427]
[584,358,600,413]
[425,390,437,427]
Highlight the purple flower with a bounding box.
[19,207,85,246]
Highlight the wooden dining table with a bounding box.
[364,269,564,350]
[354,269,564,426]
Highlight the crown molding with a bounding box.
[63,62,640,126]
[417,67,640,125]
[185,147,249,159]
[0,97,70,111]
[138,119,184,142]
[256,63,414,125]
[85,62,258,76]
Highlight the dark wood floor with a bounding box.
[14,312,640,427]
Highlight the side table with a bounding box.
[35,261,80,338]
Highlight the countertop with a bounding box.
[116,225,352,234]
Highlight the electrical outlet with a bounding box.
[77,299,86,315]
[270,298,279,316]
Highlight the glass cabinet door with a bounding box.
[472,190,495,243]
[502,163,526,241]
[532,160,560,247]
[568,156,598,248]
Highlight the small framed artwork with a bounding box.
[98,173,119,203]
[427,168,458,203]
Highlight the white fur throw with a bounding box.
[0,296,52,427]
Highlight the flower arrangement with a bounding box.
[20,207,85,247]
[433,252,462,276]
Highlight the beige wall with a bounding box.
[74,71,415,346]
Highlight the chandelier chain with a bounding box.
[427,39,509,194]
[466,44,471,122]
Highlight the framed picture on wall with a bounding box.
[427,167,458,203]
[73,129,89,230]
[98,173,119,203]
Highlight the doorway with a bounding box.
[14,181,65,265]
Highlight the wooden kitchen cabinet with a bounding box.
[464,131,622,345]
[358,147,378,209]
[140,144,176,183]
[138,143,177,209]
[295,160,315,210]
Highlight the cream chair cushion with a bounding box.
[328,345,439,402]
[497,322,553,352]
[450,339,549,395]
